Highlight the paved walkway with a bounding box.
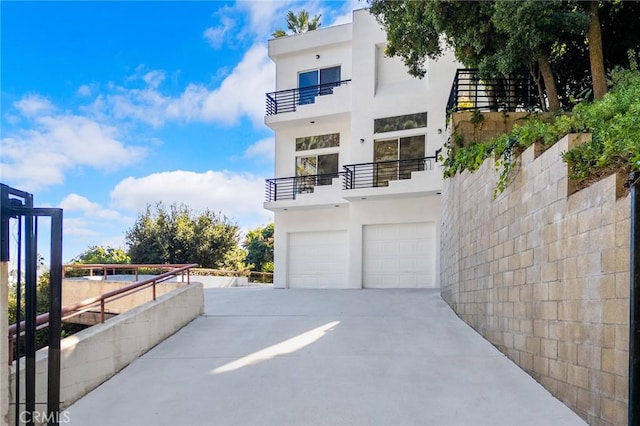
[66,288,586,426]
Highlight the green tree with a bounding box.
[243,223,274,272]
[368,0,640,110]
[369,0,588,112]
[71,245,131,264]
[491,0,589,112]
[272,10,321,38]
[125,202,245,269]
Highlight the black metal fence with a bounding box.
[266,79,351,116]
[446,69,539,116]
[1,183,64,426]
[343,156,438,190]
[265,173,343,202]
[265,154,441,201]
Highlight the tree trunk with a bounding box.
[530,66,548,112]
[537,55,560,112]
[588,0,607,99]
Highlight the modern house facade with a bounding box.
[264,9,460,289]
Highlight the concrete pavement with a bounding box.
[66,288,586,426]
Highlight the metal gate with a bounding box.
[1,184,63,426]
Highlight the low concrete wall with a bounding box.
[441,134,630,425]
[62,279,184,314]
[8,283,203,423]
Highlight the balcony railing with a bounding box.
[265,79,352,116]
[343,154,439,190]
[265,153,441,201]
[265,172,343,202]
[446,69,540,117]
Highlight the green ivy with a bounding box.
[443,68,640,196]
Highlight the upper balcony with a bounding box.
[264,80,352,129]
[445,69,539,117]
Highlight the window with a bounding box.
[295,153,339,192]
[295,133,340,151]
[374,112,428,134]
[373,135,425,187]
[298,66,341,105]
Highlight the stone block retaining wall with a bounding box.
[441,134,630,425]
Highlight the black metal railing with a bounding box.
[446,69,539,116]
[265,152,442,201]
[343,154,439,190]
[265,172,343,202]
[266,79,352,116]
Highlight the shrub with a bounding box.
[443,68,640,195]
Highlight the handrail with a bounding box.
[265,172,344,202]
[64,263,196,281]
[343,154,439,190]
[8,263,198,363]
[265,153,443,199]
[266,79,352,116]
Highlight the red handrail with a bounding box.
[8,263,198,363]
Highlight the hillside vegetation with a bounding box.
[443,69,640,195]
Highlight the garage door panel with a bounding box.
[288,231,347,289]
[363,222,436,289]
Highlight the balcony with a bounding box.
[265,79,352,116]
[445,69,540,117]
[343,154,439,190]
[265,172,344,202]
[265,154,441,203]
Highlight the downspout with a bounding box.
[629,170,640,426]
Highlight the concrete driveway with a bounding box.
[66,288,586,426]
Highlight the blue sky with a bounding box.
[1,0,360,262]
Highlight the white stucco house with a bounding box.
[264,9,460,289]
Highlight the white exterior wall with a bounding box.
[266,9,461,289]
[275,119,351,178]
[350,11,458,163]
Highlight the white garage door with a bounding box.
[288,231,348,289]
[363,222,436,288]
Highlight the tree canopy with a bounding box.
[272,10,321,38]
[71,245,131,264]
[243,223,274,272]
[125,203,244,269]
[368,0,640,111]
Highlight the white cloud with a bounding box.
[203,15,236,48]
[14,94,55,117]
[244,137,274,161]
[198,43,274,125]
[77,85,92,97]
[238,1,294,38]
[59,193,101,211]
[59,193,124,220]
[1,95,148,191]
[143,70,166,88]
[110,169,272,227]
[63,218,100,237]
[236,0,356,40]
[97,43,274,127]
